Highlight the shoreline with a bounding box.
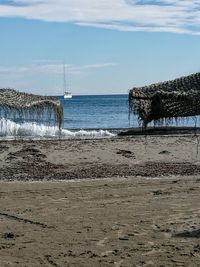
[1,125,200,142]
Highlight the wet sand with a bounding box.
[0,134,200,266]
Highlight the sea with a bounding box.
[0,94,198,139]
[0,94,132,139]
[60,94,131,129]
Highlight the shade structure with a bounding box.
[0,88,63,129]
[129,72,200,127]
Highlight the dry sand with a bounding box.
[0,134,200,266]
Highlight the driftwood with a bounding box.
[129,72,200,127]
[0,88,63,129]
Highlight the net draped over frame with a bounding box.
[0,89,63,129]
[129,72,200,127]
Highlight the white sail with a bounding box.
[63,63,72,99]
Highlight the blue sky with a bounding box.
[0,0,200,95]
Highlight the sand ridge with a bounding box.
[0,135,200,180]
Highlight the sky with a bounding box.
[0,0,200,95]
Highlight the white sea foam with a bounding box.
[0,118,116,140]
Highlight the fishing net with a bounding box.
[0,88,63,129]
[129,72,200,127]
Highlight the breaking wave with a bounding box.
[0,118,116,140]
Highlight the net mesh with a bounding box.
[0,88,63,129]
[129,72,200,127]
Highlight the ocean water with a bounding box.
[59,94,132,129]
[0,94,199,139]
[59,94,199,129]
[0,94,133,139]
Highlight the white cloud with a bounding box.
[0,62,117,76]
[0,0,200,34]
[0,61,117,94]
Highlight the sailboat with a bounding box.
[63,64,72,99]
[64,91,72,99]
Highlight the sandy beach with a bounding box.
[0,134,200,266]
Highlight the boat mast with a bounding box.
[63,63,66,94]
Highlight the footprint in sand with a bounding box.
[114,260,123,267]
[96,237,109,247]
[116,149,135,158]
[159,150,171,155]
[117,230,129,240]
